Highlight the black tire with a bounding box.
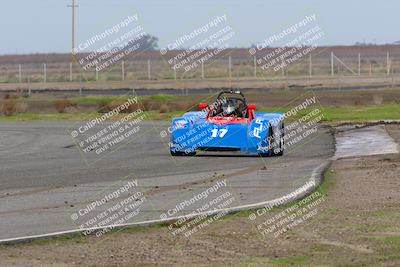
[268,124,275,157]
[262,123,284,157]
[275,123,284,156]
[258,125,274,157]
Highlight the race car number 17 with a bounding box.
[211,129,228,138]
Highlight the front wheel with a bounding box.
[260,124,284,157]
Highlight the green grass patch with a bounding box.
[259,104,400,122]
[318,169,335,195]
[0,232,86,249]
[320,104,400,122]
[69,96,126,105]
[0,111,183,122]
[237,256,272,266]
[145,94,179,102]
[0,113,99,121]
[376,236,400,244]
[2,104,400,122]
[370,210,400,219]
[0,220,173,250]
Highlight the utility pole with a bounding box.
[201,61,204,79]
[70,62,73,81]
[18,64,22,83]
[43,63,47,83]
[253,56,257,78]
[122,60,125,81]
[228,56,232,79]
[147,60,151,80]
[67,0,78,63]
[174,67,177,80]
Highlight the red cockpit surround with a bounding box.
[206,116,250,125]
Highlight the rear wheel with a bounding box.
[275,123,284,156]
[261,123,284,157]
[258,125,274,157]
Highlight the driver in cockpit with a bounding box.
[219,99,246,118]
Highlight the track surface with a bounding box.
[0,121,334,240]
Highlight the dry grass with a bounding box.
[159,104,170,113]
[1,100,16,116]
[54,100,75,113]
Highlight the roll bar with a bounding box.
[216,90,247,105]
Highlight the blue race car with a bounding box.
[170,90,284,156]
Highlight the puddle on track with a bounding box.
[335,125,399,159]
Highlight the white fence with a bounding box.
[1,50,398,84]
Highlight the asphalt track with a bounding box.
[0,121,334,241]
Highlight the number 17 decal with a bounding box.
[211,129,228,138]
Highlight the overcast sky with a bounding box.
[1,0,399,55]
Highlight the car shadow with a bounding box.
[195,153,265,158]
